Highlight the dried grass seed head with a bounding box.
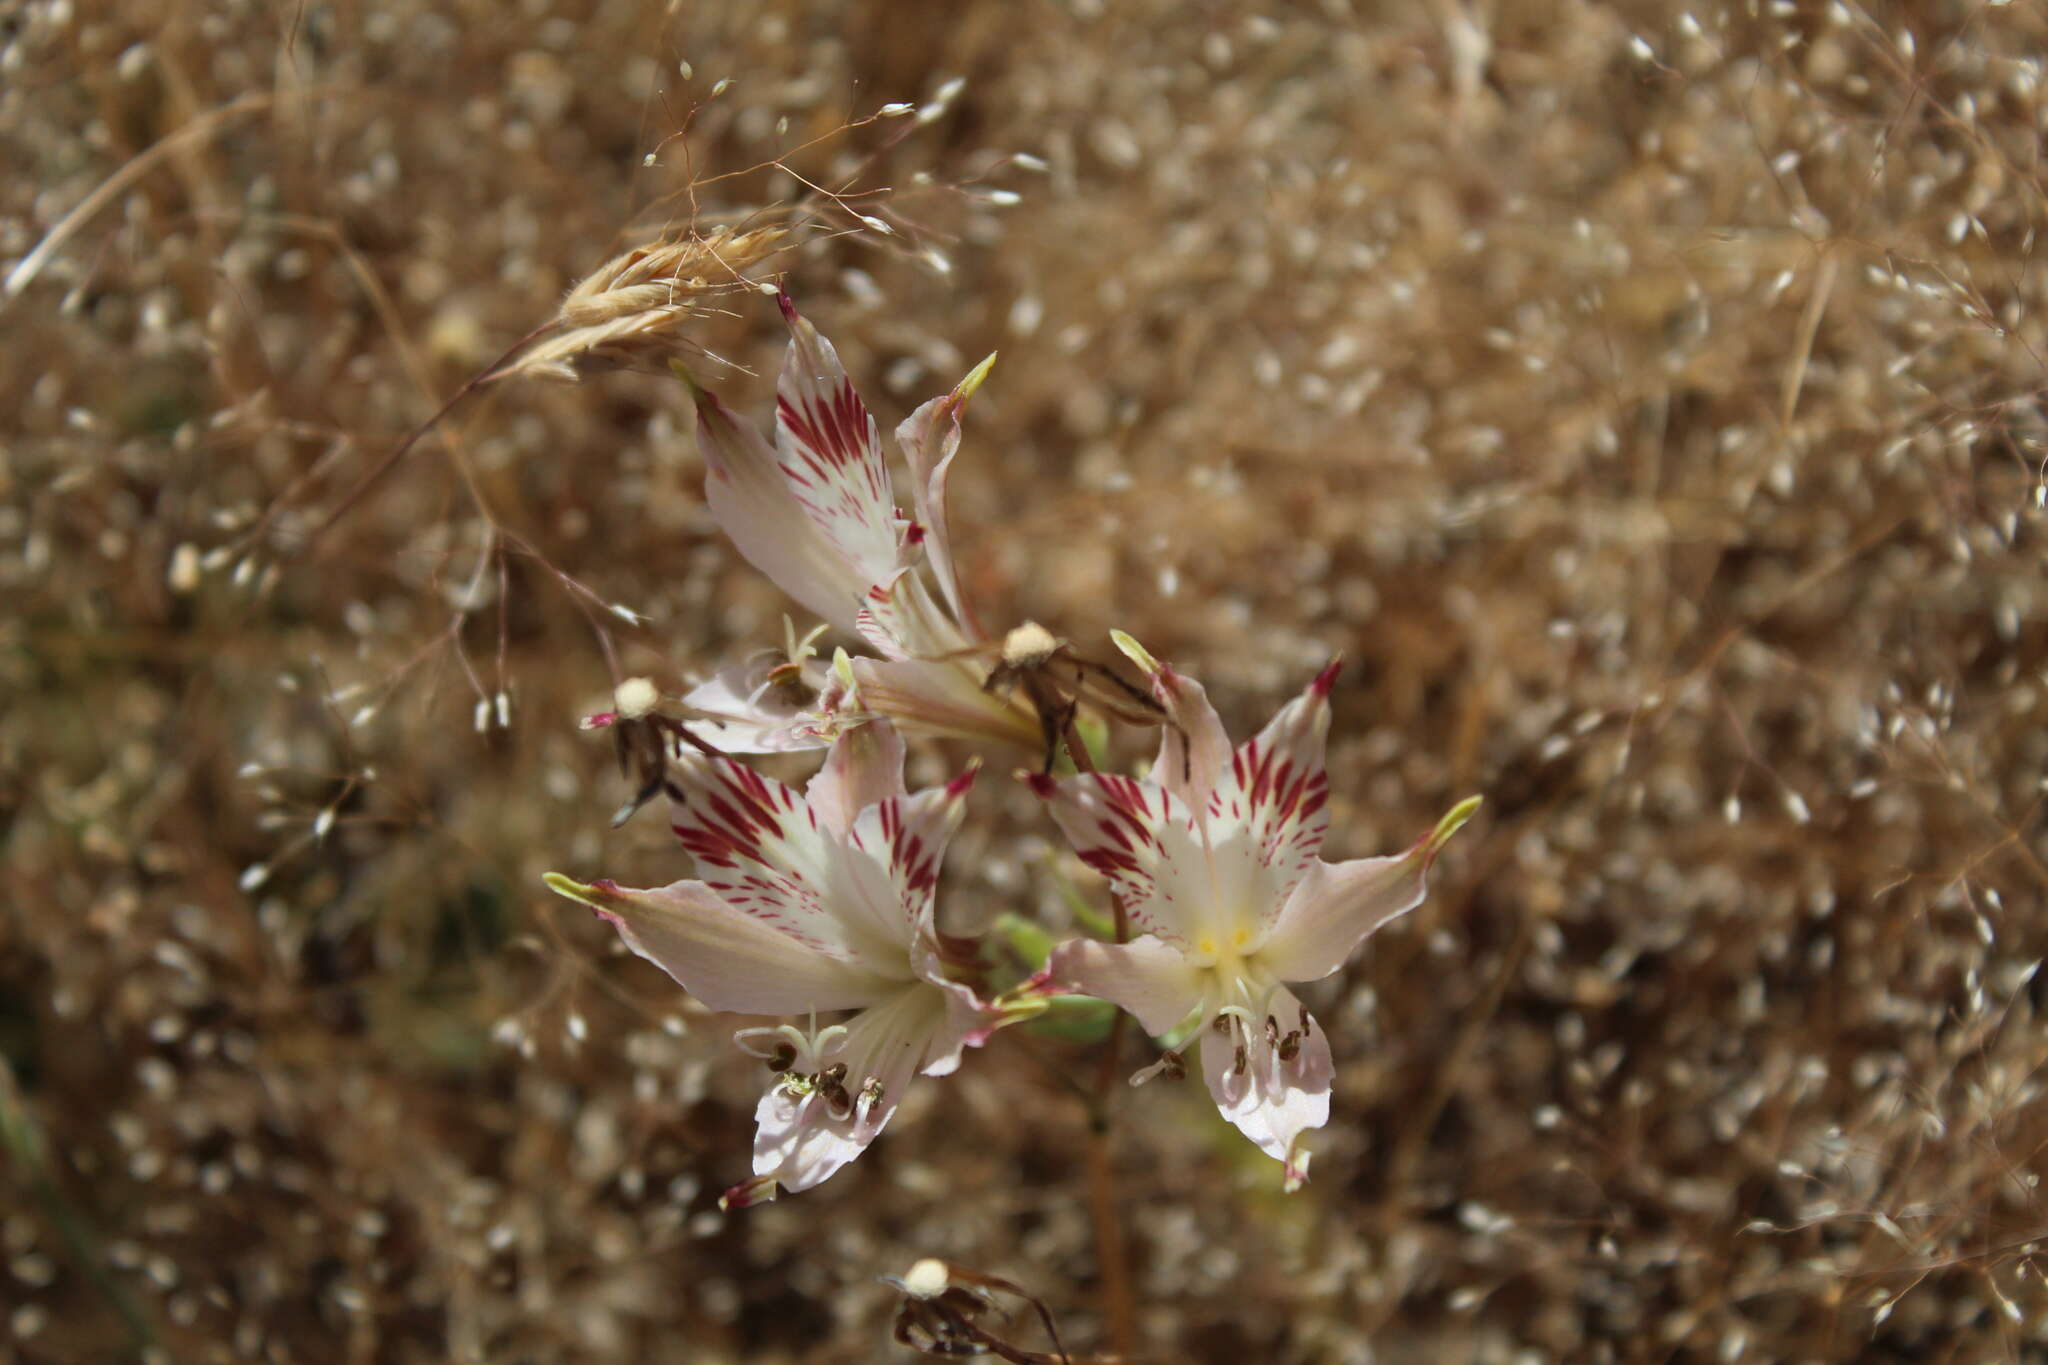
[507,225,788,380]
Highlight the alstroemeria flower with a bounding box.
[688,296,1041,751]
[545,719,1018,1206]
[677,619,875,754]
[1030,637,1479,1189]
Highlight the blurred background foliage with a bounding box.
[4,0,2048,1360]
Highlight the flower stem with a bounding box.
[1083,1122,1137,1357]
[1059,710,1138,1357]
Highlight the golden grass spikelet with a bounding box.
[507,225,787,380]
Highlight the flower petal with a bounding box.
[543,873,897,1014]
[739,981,947,1199]
[1149,660,1233,814]
[1256,796,1480,983]
[1202,663,1339,931]
[852,656,1044,750]
[806,717,908,840]
[694,381,863,633]
[895,353,996,632]
[1025,771,1210,945]
[1199,985,1332,1189]
[775,296,903,591]
[679,652,833,754]
[856,568,972,661]
[666,755,903,966]
[848,762,979,927]
[908,970,1008,1077]
[1045,936,1206,1036]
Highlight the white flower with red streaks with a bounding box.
[1029,637,1480,1189]
[687,295,1040,751]
[544,719,1012,1206]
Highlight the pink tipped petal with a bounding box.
[745,981,944,1196]
[1029,772,1209,944]
[718,1172,779,1209]
[695,384,863,632]
[542,873,897,1014]
[848,761,979,926]
[1199,986,1333,1179]
[806,718,908,839]
[1147,662,1234,812]
[666,755,903,965]
[895,353,994,631]
[851,656,1045,750]
[910,971,1007,1078]
[775,300,902,591]
[1045,936,1207,1037]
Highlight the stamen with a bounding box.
[1129,1050,1187,1086]
[734,1017,847,1075]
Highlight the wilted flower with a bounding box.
[687,295,1042,750]
[1029,635,1479,1189]
[545,719,1029,1206]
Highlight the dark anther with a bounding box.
[765,1042,798,1073]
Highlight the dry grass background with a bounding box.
[5,0,2048,1360]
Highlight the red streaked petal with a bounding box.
[847,761,979,926]
[666,754,900,965]
[1202,668,1337,924]
[806,717,908,840]
[775,297,902,591]
[1027,771,1208,945]
[695,383,864,632]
